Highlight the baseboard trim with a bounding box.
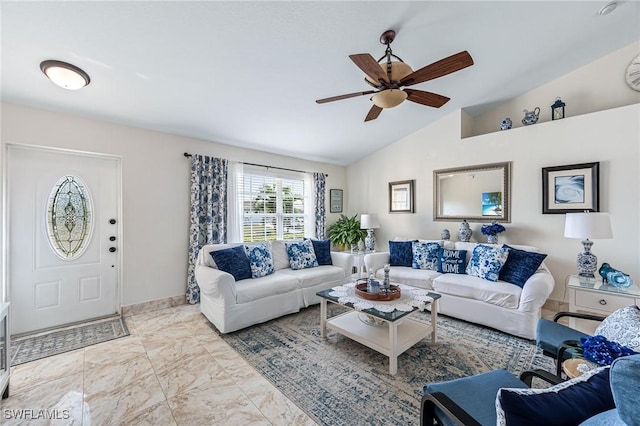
[122,295,186,317]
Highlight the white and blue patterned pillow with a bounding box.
[595,305,640,351]
[285,240,319,270]
[244,242,275,278]
[465,244,509,282]
[412,241,442,270]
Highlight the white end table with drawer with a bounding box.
[567,275,640,331]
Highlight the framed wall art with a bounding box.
[542,162,599,214]
[329,189,343,213]
[389,180,415,213]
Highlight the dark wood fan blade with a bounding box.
[364,105,383,122]
[405,89,450,108]
[400,51,473,87]
[349,54,389,85]
[316,90,376,104]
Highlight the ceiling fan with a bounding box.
[316,30,474,122]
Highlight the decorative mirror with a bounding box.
[433,162,511,223]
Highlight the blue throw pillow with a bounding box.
[286,240,319,270]
[496,367,614,426]
[389,241,413,267]
[465,245,509,282]
[437,248,467,274]
[244,242,275,278]
[309,239,332,265]
[412,241,441,270]
[209,246,252,281]
[499,245,547,288]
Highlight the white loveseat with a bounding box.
[196,240,354,333]
[364,241,554,339]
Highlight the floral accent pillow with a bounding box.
[412,241,442,270]
[244,242,275,278]
[465,244,509,282]
[285,240,319,270]
[595,305,640,351]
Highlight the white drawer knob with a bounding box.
[599,299,607,305]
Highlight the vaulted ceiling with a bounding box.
[2,1,639,165]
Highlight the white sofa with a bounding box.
[364,242,554,339]
[195,240,354,333]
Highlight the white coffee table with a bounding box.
[317,283,440,375]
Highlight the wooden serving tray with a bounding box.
[355,282,401,301]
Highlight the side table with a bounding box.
[567,275,640,329]
[562,358,588,379]
[344,250,375,280]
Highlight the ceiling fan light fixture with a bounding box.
[372,89,407,109]
[40,60,90,90]
[365,61,414,86]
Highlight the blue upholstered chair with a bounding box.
[421,354,640,426]
[420,369,562,426]
[535,311,606,376]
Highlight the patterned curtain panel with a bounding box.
[187,155,228,304]
[314,172,326,239]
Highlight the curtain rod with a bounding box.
[183,152,328,177]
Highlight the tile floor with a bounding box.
[2,304,317,425]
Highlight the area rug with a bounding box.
[217,305,555,426]
[10,316,129,366]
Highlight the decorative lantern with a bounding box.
[551,97,565,120]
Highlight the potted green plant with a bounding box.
[327,214,367,251]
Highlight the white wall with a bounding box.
[347,42,640,302]
[1,103,347,306]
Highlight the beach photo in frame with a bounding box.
[329,189,343,213]
[389,180,415,213]
[542,162,599,214]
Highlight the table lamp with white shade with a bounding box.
[564,212,612,277]
[360,214,380,252]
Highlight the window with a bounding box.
[236,166,312,242]
[46,175,93,259]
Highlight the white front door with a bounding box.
[7,145,121,335]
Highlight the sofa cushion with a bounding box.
[389,240,413,267]
[235,271,300,303]
[271,240,291,270]
[279,265,345,288]
[433,274,521,309]
[286,240,319,270]
[466,244,509,282]
[412,241,441,270]
[309,239,333,265]
[244,242,275,278]
[437,248,467,274]
[424,369,527,426]
[496,367,614,426]
[499,245,548,288]
[595,305,640,351]
[375,266,438,290]
[209,246,252,281]
[609,354,640,425]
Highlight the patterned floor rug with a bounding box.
[218,305,555,426]
[10,316,129,366]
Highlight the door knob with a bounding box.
[109,218,117,225]
[109,247,117,253]
[109,236,116,241]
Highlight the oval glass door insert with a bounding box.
[46,175,93,259]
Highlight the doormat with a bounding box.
[10,316,130,366]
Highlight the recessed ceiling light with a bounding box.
[598,1,618,15]
[40,60,90,90]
